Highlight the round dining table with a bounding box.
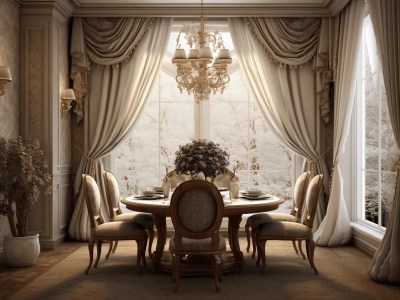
[121,192,284,274]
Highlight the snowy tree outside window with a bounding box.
[115,23,293,213]
[359,14,399,228]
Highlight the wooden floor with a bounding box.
[1,237,400,299]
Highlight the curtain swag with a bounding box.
[247,17,321,67]
[83,17,154,66]
[70,17,154,122]
[247,17,332,124]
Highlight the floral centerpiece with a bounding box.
[174,139,229,179]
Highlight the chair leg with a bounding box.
[298,240,306,259]
[245,223,251,253]
[257,239,267,273]
[305,239,318,274]
[147,226,154,259]
[173,254,181,292]
[291,240,299,254]
[112,240,119,253]
[106,241,113,259]
[85,238,95,274]
[141,238,147,267]
[94,240,102,268]
[213,254,221,292]
[142,232,148,266]
[135,240,143,274]
[251,228,257,259]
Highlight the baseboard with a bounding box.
[39,234,67,250]
[351,222,383,257]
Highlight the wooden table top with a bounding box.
[121,192,284,216]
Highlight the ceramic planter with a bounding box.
[4,233,40,266]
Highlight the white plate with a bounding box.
[242,191,264,197]
[240,194,272,200]
[153,186,163,193]
[135,195,163,200]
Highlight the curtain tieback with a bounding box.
[76,146,98,176]
[395,155,400,171]
[306,146,332,171]
[328,159,341,194]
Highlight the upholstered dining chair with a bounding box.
[169,180,226,292]
[255,174,324,274]
[245,171,311,259]
[213,169,237,189]
[103,171,154,259]
[82,174,148,274]
[163,169,191,189]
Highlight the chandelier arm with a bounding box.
[171,0,232,102]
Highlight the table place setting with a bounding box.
[133,188,165,200]
[240,188,275,200]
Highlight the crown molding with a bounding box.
[20,0,350,17]
[328,0,351,15]
[20,0,75,17]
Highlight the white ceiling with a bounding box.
[64,0,350,17]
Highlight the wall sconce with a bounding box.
[61,88,76,115]
[0,66,12,96]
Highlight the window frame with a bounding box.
[353,12,388,233]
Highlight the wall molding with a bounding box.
[351,222,383,257]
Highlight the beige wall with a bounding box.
[0,0,20,138]
[1,0,73,249]
[0,0,20,246]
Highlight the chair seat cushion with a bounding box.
[247,213,297,227]
[113,213,154,227]
[169,234,226,252]
[95,221,145,239]
[257,221,312,239]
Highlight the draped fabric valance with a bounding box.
[247,17,332,124]
[70,17,154,122]
[83,18,154,66]
[247,17,322,67]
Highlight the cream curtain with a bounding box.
[68,18,172,241]
[70,18,154,122]
[313,0,364,246]
[229,18,330,228]
[367,0,400,284]
[248,17,332,124]
[247,17,321,66]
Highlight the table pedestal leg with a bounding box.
[228,214,244,272]
[152,214,166,271]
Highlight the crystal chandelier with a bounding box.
[172,0,232,102]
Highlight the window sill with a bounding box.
[351,221,384,257]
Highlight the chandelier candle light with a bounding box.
[172,0,232,102]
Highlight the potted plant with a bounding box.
[174,139,229,179]
[0,136,51,266]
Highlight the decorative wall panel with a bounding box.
[0,0,20,250]
[27,29,45,146]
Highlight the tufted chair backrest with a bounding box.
[301,174,324,228]
[103,171,122,219]
[170,180,224,242]
[163,169,191,189]
[82,174,105,229]
[213,170,237,189]
[291,171,311,221]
